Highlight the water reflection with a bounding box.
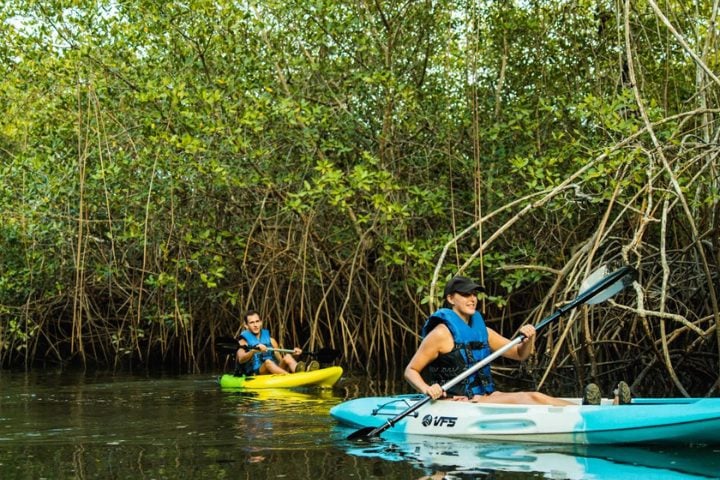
[221,388,340,453]
[2,370,718,480]
[334,426,720,479]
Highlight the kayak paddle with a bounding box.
[347,264,637,441]
[215,337,341,363]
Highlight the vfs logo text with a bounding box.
[421,414,457,428]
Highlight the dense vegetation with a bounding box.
[1,0,718,397]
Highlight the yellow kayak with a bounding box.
[218,366,343,389]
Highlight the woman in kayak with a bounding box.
[404,275,575,405]
[235,310,318,375]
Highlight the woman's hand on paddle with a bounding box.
[293,347,302,356]
[516,324,536,360]
[518,324,536,342]
[426,383,445,400]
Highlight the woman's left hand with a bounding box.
[518,324,536,341]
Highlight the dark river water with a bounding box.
[1,369,719,479]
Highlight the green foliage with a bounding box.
[0,0,717,370]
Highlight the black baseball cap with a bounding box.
[443,275,485,296]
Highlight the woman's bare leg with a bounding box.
[472,391,575,406]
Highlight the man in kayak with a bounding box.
[404,275,575,405]
[235,310,318,375]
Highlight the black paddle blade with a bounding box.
[346,426,381,441]
[584,265,637,305]
[312,348,341,363]
[215,337,240,356]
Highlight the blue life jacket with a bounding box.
[235,329,275,375]
[420,308,495,397]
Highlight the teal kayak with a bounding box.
[331,395,720,445]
